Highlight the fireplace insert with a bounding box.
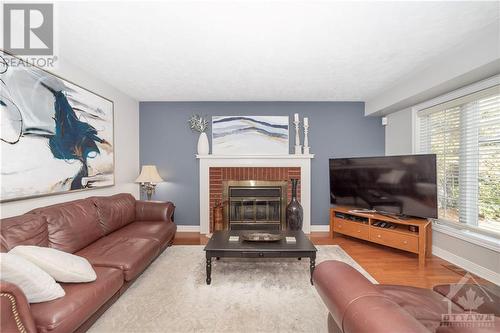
[222,180,288,231]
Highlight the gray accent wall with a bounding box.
[139,102,384,226]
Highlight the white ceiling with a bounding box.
[57,1,500,102]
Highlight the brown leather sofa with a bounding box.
[0,193,176,333]
[313,260,500,333]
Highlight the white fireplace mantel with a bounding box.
[196,154,314,234]
[196,154,315,160]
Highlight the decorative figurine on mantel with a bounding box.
[293,113,302,154]
[189,114,209,155]
[286,179,303,230]
[303,117,310,154]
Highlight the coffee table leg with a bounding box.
[309,255,316,285]
[206,256,212,285]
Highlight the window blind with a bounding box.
[418,86,500,234]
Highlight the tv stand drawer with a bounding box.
[330,206,431,265]
[369,228,418,253]
[333,219,369,240]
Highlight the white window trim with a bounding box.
[432,220,500,253]
[413,74,500,153]
[412,74,500,245]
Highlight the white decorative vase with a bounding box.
[197,132,209,155]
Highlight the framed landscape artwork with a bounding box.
[212,116,289,155]
[0,51,114,202]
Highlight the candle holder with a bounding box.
[303,122,310,155]
[293,119,302,154]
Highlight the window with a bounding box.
[418,85,500,235]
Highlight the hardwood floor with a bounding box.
[173,231,492,289]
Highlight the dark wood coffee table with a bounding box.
[204,230,317,285]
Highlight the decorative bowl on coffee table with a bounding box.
[241,232,283,242]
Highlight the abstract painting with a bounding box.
[0,51,114,202]
[212,116,289,155]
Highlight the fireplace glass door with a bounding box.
[226,184,286,230]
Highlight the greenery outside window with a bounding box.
[417,85,500,236]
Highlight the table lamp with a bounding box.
[135,165,164,200]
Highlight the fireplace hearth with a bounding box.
[222,180,288,231]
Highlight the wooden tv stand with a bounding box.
[330,206,432,265]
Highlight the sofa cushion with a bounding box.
[10,246,96,283]
[0,214,48,252]
[108,221,176,247]
[76,236,160,281]
[0,253,65,303]
[92,193,136,235]
[376,285,463,332]
[30,266,123,333]
[30,199,103,253]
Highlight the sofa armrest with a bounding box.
[313,261,428,333]
[1,281,37,333]
[135,201,175,222]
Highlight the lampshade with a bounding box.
[135,165,164,183]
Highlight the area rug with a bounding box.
[88,245,376,333]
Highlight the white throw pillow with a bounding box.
[0,253,65,303]
[10,246,97,283]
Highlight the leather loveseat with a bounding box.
[313,260,500,333]
[0,193,176,333]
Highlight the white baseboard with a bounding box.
[310,225,330,232]
[177,225,201,232]
[432,245,500,285]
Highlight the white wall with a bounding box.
[366,22,500,116]
[0,58,140,218]
[385,108,413,155]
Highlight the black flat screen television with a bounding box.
[329,154,437,219]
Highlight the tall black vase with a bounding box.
[286,179,303,230]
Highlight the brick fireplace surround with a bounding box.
[197,155,314,234]
[209,167,301,230]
